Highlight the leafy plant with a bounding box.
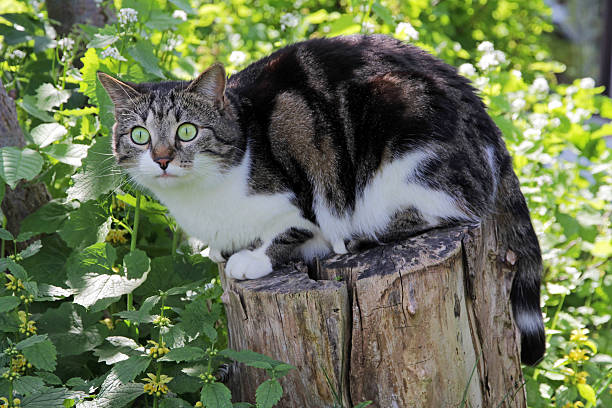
[0,0,610,407]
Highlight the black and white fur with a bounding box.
[98,34,545,365]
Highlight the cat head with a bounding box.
[97,63,242,191]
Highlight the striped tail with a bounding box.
[495,156,546,365]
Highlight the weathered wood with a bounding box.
[219,219,526,407]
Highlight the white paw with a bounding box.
[208,247,226,263]
[332,240,348,255]
[226,250,273,280]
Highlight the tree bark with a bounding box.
[0,79,50,240]
[45,0,113,36]
[219,219,527,407]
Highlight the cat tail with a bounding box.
[494,156,546,366]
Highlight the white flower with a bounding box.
[511,69,522,79]
[477,53,498,70]
[9,49,26,59]
[547,99,563,111]
[530,77,549,94]
[550,117,561,128]
[280,13,299,29]
[494,50,506,64]
[579,77,595,89]
[458,63,476,77]
[57,37,75,51]
[566,108,590,123]
[529,113,548,130]
[511,98,526,111]
[566,85,578,95]
[118,8,138,26]
[172,10,187,21]
[162,35,183,51]
[362,21,376,34]
[524,128,541,139]
[474,76,489,89]
[229,50,247,65]
[395,22,419,41]
[477,41,494,53]
[100,46,127,61]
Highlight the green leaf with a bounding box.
[20,387,74,408]
[21,201,74,234]
[35,83,71,111]
[115,295,160,324]
[94,372,143,408]
[124,249,151,279]
[128,41,165,79]
[19,95,54,122]
[0,147,44,189]
[0,257,28,279]
[66,135,123,202]
[43,143,89,167]
[79,48,100,104]
[30,123,67,148]
[353,401,373,408]
[168,0,196,14]
[576,383,596,405]
[17,335,57,371]
[112,355,151,383]
[0,296,21,313]
[372,2,395,28]
[178,299,219,342]
[87,33,120,48]
[200,382,232,408]
[13,376,45,395]
[159,398,194,408]
[35,371,63,385]
[72,270,149,309]
[96,76,116,132]
[0,227,14,240]
[327,14,361,36]
[255,379,282,408]
[219,349,292,373]
[58,201,109,249]
[159,346,205,363]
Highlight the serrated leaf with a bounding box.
[58,202,109,249]
[19,240,43,260]
[178,299,218,342]
[124,249,151,279]
[115,295,160,324]
[66,135,123,202]
[13,375,45,395]
[20,387,74,408]
[87,33,120,48]
[95,372,144,408]
[79,48,100,104]
[576,383,596,405]
[21,201,74,234]
[30,123,68,148]
[168,0,196,14]
[0,296,21,312]
[36,83,71,111]
[71,269,149,309]
[200,382,232,408]
[255,379,282,408]
[159,346,205,363]
[19,95,55,122]
[0,227,14,240]
[18,335,57,371]
[0,257,28,279]
[219,349,289,371]
[35,371,63,385]
[128,41,165,79]
[0,147,44,189]
[112,355,151,383]
[43,143,89,166]
[371,2,395,27]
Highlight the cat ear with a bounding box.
[96,72,141,110]
[186,62,227,108]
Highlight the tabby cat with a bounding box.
[98,34,545,365]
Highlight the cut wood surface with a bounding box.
[219,219,526,407]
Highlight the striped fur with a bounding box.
[98,34,545,364]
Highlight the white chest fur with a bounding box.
[144,151,314,252]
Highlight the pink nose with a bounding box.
[154,157,172,170]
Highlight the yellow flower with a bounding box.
[575,371,588,384]
[566,348,589,362]
[100,317,114,330]
[146,340,169,358]
[142,373,173,395]
[106,228,129,245]
[11,354,27,374]
[570,328,589,343]
[5,274,24,292]
[17,311,37,336]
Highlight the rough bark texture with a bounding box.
[220,219,527,407]
[0,79,50,239]
[45,0,113,36]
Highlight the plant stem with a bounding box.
[127,191,142,311]
[171,225,179,256]
[1,216,6,258]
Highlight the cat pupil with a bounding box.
[103,34,546,365]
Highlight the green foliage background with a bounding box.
[0,0,611,407]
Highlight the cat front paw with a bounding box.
[225,250,273,280]
[208,247,226,263]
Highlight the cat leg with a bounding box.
[207,247,226,263]
[225,227,315,280]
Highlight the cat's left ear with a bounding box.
[186,62,227,109]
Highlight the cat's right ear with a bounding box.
[96,72,141,110]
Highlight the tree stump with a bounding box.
[219,219,527,407]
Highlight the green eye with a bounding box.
[131,127,150,145]
[177,123,198,142]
